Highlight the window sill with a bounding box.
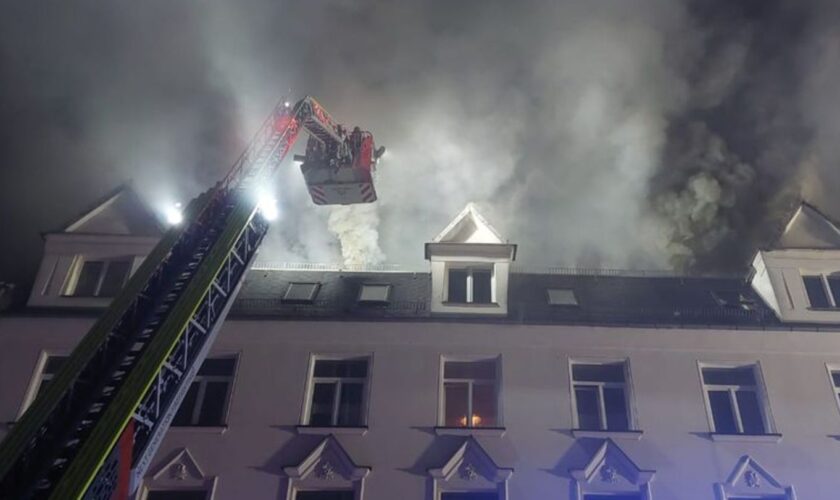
[169,425,228,434]
[709,432,782,443]
[296,425,369,436]
[435,426,506,437]
[571,429,643,440]
[441,302,500,308]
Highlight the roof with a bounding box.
[52,183,164,237]
[230,268,779,327]
[774,201,840,249]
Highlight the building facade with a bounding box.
[3,190,840,499]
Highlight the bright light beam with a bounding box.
[164,202,183,226]
[257,192,279,221]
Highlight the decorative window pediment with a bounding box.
[284,436,369,499]
[429,437,512,500]
[715,455,797,499]
[142,448,216,497]
[570,439,654,500]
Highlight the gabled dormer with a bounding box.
[28,184,164,308]
[751,202,840,324]
[425,204,516,316]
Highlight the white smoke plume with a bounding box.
[327,204,385,268]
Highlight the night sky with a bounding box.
[2,0,840,297]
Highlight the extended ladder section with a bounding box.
[0,96,350,499]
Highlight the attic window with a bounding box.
[447,267,493,304]
[283,282,321,303]
[358,284,391,303]
[547,288,578,306]
[66,257,132,298]
[711,291,755,311]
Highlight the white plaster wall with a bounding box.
[3,317,840,499]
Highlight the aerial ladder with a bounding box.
[0,96,385,499]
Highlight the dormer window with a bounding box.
[447,267,493,304]
[803,274,840,309]
[65,257,132,298]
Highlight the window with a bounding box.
[701,365,771,435]
[802,273,840,309]
[570,361,631,431]
[447,267,493,304]
[67,258,132,297]
[295,492,354,500]
[284,282,321,303]
[441,359,499,428]
[829,367,840,411]
[171,357,236,427]
[358,284,391,303]
[548,288,578,306]
[305,357,369,427]
[441,494,499,500]
[22,354,68,412]
[145,490,208,500]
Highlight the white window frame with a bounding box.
[801,273,840,309]
[444,264,496,304]
[569,359,635,431]
[438,356,502,428]
[826,364,840,418]
[698,362,775,435]
[63,256,133,297]
[172,355,238,427]
[302,355,372,427]
[19,352,69,417]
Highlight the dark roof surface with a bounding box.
[231,268,780,327]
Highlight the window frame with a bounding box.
[826,364,840,419]
[301,354,372,428]
[19,352,69,417]
[444,264,496,305]
[801,273,840,309]
[568,358,636,432]
[63,256,133,298]
[438,356,502,429]
[171,355,238,428]
[698,362,775,435]
[357,283,391,304]
[283,282,321,304]
[547,288,578,306]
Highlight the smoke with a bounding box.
[2,0,840,288]
[327,204,385,268]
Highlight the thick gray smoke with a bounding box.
[2,0,840,288]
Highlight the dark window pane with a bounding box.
[197,381,229,426]
[337,382,364,426]
[472,269,492,304]
[147,491,207,500]
[702,367,756,386]
[171,382,200,426]
[572,363,625,383]
[708,390,738,434]
[43,356,67,375]
[441,494,499,500]
[285,282,320,303]
[444,382,469,427]
[804,276,831,308]
[604,387,629,431]
[314,359,368,378]
[309,382,336,426]
[472,383,497,427]
[736,390,766,434]
[575,386,601,430]
[833,371,840,388]
[448,269,468,303]
[296,492,355,500]
[98,260,131,297]
[444,360,496,380]
[74,261,103,296]
[198,358,236,376]
[829,276,840,307]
